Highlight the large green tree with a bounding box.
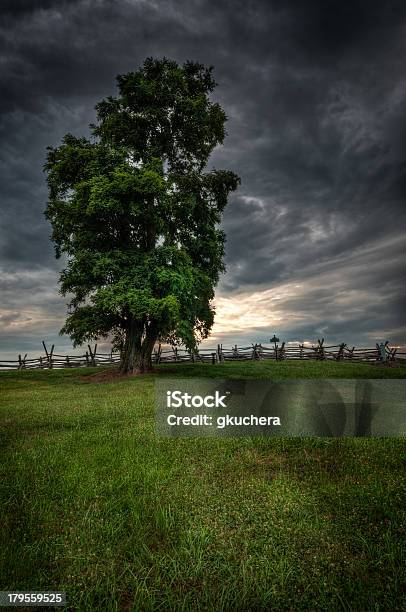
[44,57,240,374]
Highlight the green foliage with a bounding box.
[44,58,240,362]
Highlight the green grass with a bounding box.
[1,361,405,611]
[153,358,406,379]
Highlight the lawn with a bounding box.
[1,361,405,611]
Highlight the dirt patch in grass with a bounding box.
[77,368,133,383]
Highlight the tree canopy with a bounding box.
[44,57,240,373]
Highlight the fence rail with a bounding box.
[0,339,405,371]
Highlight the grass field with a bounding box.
[1,360,405,611]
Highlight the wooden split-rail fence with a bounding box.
[0,339,405,371]
[153,339,405,365]
[0,342,121,371]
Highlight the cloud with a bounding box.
[211,233,406,346]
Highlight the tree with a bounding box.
[44,57,240,374]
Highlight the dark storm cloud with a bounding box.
[0,0,405,355]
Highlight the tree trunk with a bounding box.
[120,197,157,375]
[119,318,142,375]
[119,318,157,375]
[133,336,155,374]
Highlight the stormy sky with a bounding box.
[1,0,406,357]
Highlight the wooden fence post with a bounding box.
[18,354,22,370]
[389,347,397,362]
[251,343,257,360]
[42,341,49,368]
[42,343,54,368]
[88,345,96,366]
[317,338,325,360]
[336,343,345,361]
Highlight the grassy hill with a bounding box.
[1,361,405,610]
